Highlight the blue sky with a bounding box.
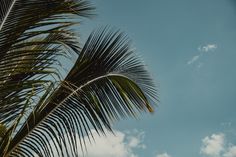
[77,0,236,157]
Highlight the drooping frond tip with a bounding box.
[67,26,159,112]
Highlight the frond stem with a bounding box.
[0,0,17,31]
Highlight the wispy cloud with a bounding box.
[187,55,200,65]
[198,44,217,52]
[200,133,236,157]
[187,43,217,68]
[156,152,171,157]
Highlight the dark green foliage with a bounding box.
[0,0,158,157]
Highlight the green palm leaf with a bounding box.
[0,0,93,124]
[0,0,94,156]
[6,27,158,157]
[0,0,158,157]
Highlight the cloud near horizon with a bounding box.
[76,129,146,157]
[200,133,236,157]
[156,152,171,157]
[47,129,146,157]
[200,133,225,156]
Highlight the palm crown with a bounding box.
[0,0,158,156]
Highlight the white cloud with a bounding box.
[126,129,146,149]
[187,43,217,67]
[200,133,236,157]
[79,129,146,157]
[45,129,145,157]
[198,44,217,52]
[187,55,200,65]
[223,146,236,157]
[156,152,171,157]
[200,133,225,157]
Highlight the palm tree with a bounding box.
[0,0,158,156]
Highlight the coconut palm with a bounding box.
[0,0,158,156]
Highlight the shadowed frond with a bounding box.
[0,0,94,126]
[0,0,94,155]
[6,27,158,157]
[0,0,158,156]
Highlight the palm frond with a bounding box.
[0,0,94,155]
[6,27,158,157]
[0,0,94,125]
